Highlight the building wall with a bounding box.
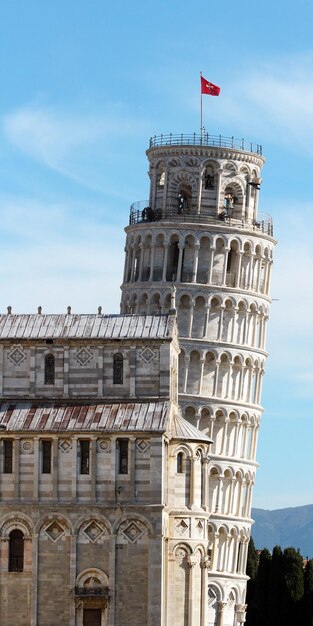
[0,338,176,401]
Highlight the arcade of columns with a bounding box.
[121,135,275,624]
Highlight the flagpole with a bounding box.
[200,71,203,141]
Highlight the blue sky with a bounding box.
[1,0,313,510]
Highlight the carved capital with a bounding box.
[217,601,227,614]
[200,556,211,569]
[236,603,247,621]
[187,555,198,568]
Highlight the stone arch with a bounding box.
[226,410,239,456]
[197,235,212,283]
[198,406,211,434]
[184,405,196,423]
[216,526,228,571]
[212,237,226,285]
[221,468,233,515]
[181,234,196,282]
[221,297,235,342]
[177,293,191,337]
[223,588,238,626]
[0,512,33,539]
[113,513,152,537]
[150,292,162,314]
[166,233,180,281]
[235,300,247,343]
[173,442,194,458]
[37,513,72,537]
[192,295,206,338]
[222,179,245,220]
[74,515,112,537]
[186,350,201,395]
[207,583,222,625]
[209,466,220,512]
[153,232,165,281]
[217,352,230,398]
[76,567,109,588]
[207,296,221,340]
[202,351,216,397]
[139,292,148,314]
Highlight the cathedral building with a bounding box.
[0,133,275,626]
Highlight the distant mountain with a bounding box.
[252,504,313,557]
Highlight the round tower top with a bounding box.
[147,133,265,164]
[128,132,272,235]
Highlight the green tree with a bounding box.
[303,559,313,626]
[255,548,272,626]
[268,545,283,626]
[281,547,304,626]
[246,536,258,579]
[245,537,258,626]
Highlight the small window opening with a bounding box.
[177,452,185,473]
[42,440,52,474]
[204,171,214,189]
[80,440,90,475]
[113,353,123,385]
[44,353,55,385]
[3,440,13,473]
[159,171,165,187]
[117,439,128,474]
[9,529,24,572]
[177,184,192,214]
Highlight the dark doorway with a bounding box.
[83,608,102,626]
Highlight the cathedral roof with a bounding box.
[169,412,212,443]
[0,400,170,432]
[0,313,176,341]
[0,401,211,444]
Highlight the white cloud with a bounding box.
[0,195,124,314]
[1,103,148,196]
[210,53,313,154]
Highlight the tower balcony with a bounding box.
[129,200,273,238]
[148,133,263,155]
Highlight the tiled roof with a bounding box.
[0,401,211,443]
[169,412,212,443]
[0,314,175,340]
[0,401,170,432]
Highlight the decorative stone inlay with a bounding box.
[58,439,72,453]
[83,521,104,543]
[176,519,189,535]
[8,346,26,366]
[139,347,155,363]
[195,519,204,535]
[96,439,111,453]
[122,521,143,544]
[45,521,65,542]
[20,439,34,454]
[208,588,218,607]
[75,347,93,366]
[136,439,150,453]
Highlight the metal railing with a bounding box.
[129,202,274,237]
[148,133,263,155]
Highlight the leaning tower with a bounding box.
[121,133,275,625]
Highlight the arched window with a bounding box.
[9,529,24,572]
[113,353,123,385]
[177,452,185,473]
[44,354,55,385]
[177,184,192,214]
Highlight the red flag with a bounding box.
[201,75,220,96]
